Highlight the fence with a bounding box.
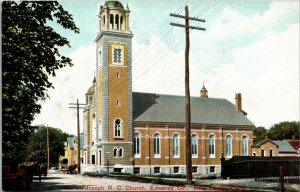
[221,156,300,180]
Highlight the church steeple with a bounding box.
[200,82,208,98]
[98,0,131,33]
[95,0,133,172]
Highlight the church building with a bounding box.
[82,0,255,175]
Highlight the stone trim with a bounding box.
[95,31,133,42]
[133,121,255,131]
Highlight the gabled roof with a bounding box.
[133,92,254,126]
[74,133,84,150]
[252,138,279,148]
[273,140,297,153]
[287,140,300,151]
[67,136,74,150]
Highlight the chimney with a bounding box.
[235,93,242,112]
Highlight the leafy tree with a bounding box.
[2,1,79,162]
[26,126,69,166]
[268,121,300,140]
[253,126,268,141]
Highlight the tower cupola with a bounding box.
[200,83,208,98]
[99,1,131,33]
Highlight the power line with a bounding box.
[170,5,205,185]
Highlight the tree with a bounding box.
[2,1,79,162]
[26,126,69,166]
[268,121,300,140]
[253,126,268,141]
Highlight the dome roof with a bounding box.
[105,1,124,9]
[86,85,95,95]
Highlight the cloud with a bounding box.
[132,13,299,129]
[230,24,299,128]
[32,44,96,135]
[190,0,299,71]
[33,1,299,134]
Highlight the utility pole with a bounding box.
[47,125,50,170]
[69,99,85,174]
[170,6,205,185]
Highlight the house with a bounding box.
[251,138,279,156]
[81,0,255,175]
[273,140,298,156]
[59,133,84,168]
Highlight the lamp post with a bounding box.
[106,152,110,176]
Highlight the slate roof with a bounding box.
[74,133,84,150]
[133,92,254,126]
[67,136,74,149]
[273,140,297,153]
[252,138,279,148]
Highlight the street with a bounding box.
[30,172,300,191]
[31,173,200,191]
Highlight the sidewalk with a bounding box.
[194,178,300,192]
[141,176,300,191]
[31,173,300,191]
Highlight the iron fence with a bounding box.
[221,156,300,180]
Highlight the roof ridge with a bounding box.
[133,91,227,100]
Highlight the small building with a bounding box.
[59,133,84,168]
[251,139,279,157]
[274,140,298,156]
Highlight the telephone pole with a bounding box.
[170,6,205,185]
[69,99,85,174]
[47,125,50,170]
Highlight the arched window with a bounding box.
[102,15,106,30]
[114,119,122,138]
[173,134,179,157]
[191,134,198,157]
[154,133,160,157]
[270,149,273,157]
[99,51,102,67]
[92,114,96,141]
[134,133,140,157]
[110,14,114,29]
[261,149,265,157]
[119,148,123,158]
[113,148,117,157]
[242,136,248,156]
[209,135,215,157]
[89,96,93,104]
[120,16,124,30]
[115,14,119,30]
[226,135,232,157]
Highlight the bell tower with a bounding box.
[95,0,133,173]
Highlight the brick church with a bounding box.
[82,0,255,175]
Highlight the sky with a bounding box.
[32,0,300,135]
